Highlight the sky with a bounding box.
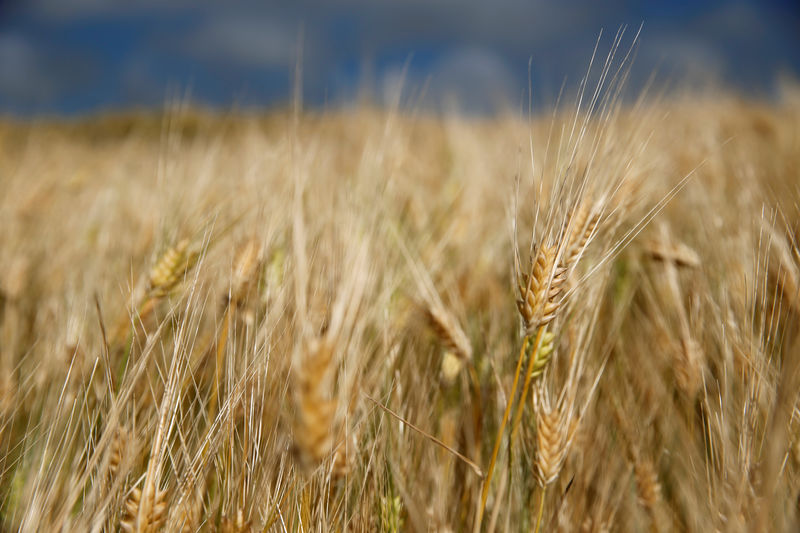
[0,0,798,116]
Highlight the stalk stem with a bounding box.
[208,304,232,419]
[476,327,544,530]
[510,325,548,444]
[534,487,546,533]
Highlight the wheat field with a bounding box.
[1,65,800,532]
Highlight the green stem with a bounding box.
[534,486,546,533]
[510,325,548,445]
[476,328,543,530]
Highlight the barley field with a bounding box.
[1,68,800,531]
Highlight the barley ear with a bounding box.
[229,237,262,306]
[534,397,567,486]
[425,302,473,385]
[148,239,199,298]
[120,486,169,533]
[291,338,338,474]
[517,244,567,335]
[561,201,601,271]
[425,303,473,363]
[220,508,252,533]
[634,457,662,511]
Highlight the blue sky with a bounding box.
[0,0,798,115]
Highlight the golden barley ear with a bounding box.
[148,239,199,297]
[292,336,360,479]
[645,239,700,269]
[329,430,358,479]
[0,254,30,301]
[120,486,169,533]
[634,457,662,511]
[107,426,129,480]
[170,480,203,533]
[517,243,567,335]
[650,223,705,399]
[561,201,601,271]
[229,237,263,306]
[220,509,252,533]
[425,303,472,363]
[534,399,568,486]
[291,338,339,474]
[675,336,703,399]
[424,302,473,385]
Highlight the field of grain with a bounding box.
[1,76,800,531]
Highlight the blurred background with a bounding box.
[0,0,798,116]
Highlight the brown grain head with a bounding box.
[291,338,339,474]
[518,243,567,335]
[220,509,252,533]
[561,201,601,271]
[120,486,169,533]
[148,239,199,297]
[634,457,661,510]
[535,394,568,486]
[424,303,473,363]
[675,336,703,399]
[645,239,701,269]
[107,426,129,480]
[230,237,263,306]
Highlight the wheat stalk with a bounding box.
[480,199,603,529]
[509,330,555,443]
[208,238,263,419]
[478,240,567,528]
[512,204,607,476]
[653,223,704,398]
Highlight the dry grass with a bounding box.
[1,58,800,531]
